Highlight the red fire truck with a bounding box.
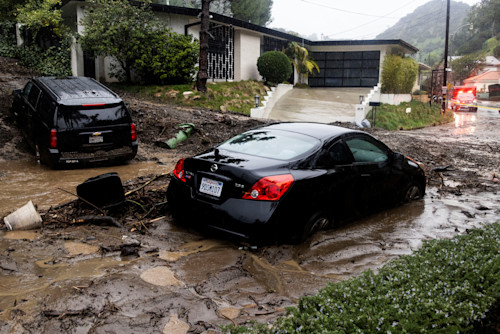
[450,86,478,112]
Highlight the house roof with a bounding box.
[62,0,419,54]
[464,70,500,84]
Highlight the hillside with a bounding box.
[376,0,470,65]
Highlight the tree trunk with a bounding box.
[196,0,211,93]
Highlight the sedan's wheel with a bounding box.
[301,212,332,241]
[403,183,423,202]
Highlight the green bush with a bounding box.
[257,51,292,85]
[366,101,454,130]
[133,30,199,85]
[381,54,418,94]
[0,22,71,76]
[230,222,500,333]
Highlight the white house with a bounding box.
[60,1,419,87]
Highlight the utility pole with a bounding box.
[442,0,450,113]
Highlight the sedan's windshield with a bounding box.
[218,129,320,160]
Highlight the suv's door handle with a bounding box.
[361,174,371,177]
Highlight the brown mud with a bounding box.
[1,56,499,333]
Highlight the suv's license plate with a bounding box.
[89,136,103,144]
[199,177,223,197]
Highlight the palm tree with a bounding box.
[285,42,320,85]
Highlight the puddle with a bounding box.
[0,158,176,217]
[2,230,40,241]
[140,266,182,287]
[0,256,123,315]
[159,239,221,262]
[162,314,190,334]
[64,241,100,256]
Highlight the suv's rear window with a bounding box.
[218,129,320,160]
[56,104,130,129]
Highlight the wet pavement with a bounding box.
[268,87,371,123]
[1,103,499,333]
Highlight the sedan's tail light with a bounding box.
[131,123,137,141]
[49,129,57,148]
[243,174,294,201]
[173,158,186,182]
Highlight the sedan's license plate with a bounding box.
[89,136,103,144]
[200,178,223,197]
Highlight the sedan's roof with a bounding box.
[258,122,358,140]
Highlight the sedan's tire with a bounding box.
[299,212,332,242]
[402,182,423,203]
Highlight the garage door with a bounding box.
[309,51,380,87]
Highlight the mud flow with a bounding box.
[1,56,499,333]
[0,155,178,217]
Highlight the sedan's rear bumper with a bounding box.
[167,177,288,241]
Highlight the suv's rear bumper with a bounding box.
[48,142,138,167]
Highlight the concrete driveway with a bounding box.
[268,87,371,123]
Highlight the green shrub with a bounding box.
[257,51,292,85]
[0,22,71,76]
[133,30,199,85]
[366,101,454,130]
[230,222,500,333]
[381,54,418,94]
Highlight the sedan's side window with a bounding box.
[345,137,388,163]
[316,141,352,167]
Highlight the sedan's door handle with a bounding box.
[361,174,371,177]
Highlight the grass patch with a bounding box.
[228,222,500,333]
[110,80,268,115]
[366,100,454,130]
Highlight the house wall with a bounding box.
[234,30,262,81]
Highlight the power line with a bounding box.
[300,0,427,21]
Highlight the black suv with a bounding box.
[11,76,138,168]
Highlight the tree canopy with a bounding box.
[80,0,198,84]
[169,0,273,26]
[79,0,159,82]
[231,0,273,26]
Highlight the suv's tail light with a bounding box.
[173,158,186,182]
[49,129,57,148]
[131,123,137,141]
[243,174,294,201]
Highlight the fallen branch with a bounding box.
[125,173,169,197]
[73,215,122,228]
[57,188,106,215]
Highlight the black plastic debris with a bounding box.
[76,172,125,209]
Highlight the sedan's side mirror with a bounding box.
[392,152,405,161]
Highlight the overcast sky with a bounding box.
[270,0,481,40]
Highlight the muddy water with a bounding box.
[0,104,499,332]
[0,154,177,217]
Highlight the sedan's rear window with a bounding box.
[56,104,130,129]
[218,130,320,160]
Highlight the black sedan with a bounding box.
[167,122,426,243]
